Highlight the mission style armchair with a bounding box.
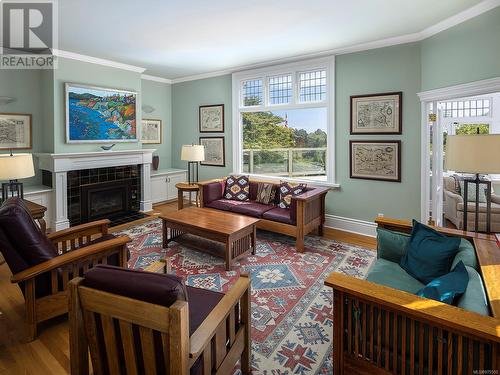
[0,198,131,341]
[69,265,251,375]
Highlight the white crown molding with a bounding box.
[417,76,500,101]
[53,49,146,73]
[171,0,499,84]
[141,74,173,84]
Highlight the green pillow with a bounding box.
[416,261,469,305]
[376,227,410,263]
[400,220,461,284]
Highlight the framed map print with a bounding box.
[141,119,162,144]
[199,104,224,133]
[200,136,225,167]
[66,83,138,143]
[350,92,402,134]
[350,140,401,182]
[0,113,32,150]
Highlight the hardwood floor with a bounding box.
[0,201,375,374]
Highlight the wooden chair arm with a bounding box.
[325,272,500,343]
[189,274,250,359]
[292,186,329,202]
[374,217,494,241]
[11,235,131,283]
[197,178,225,186]
[47,219,110,242]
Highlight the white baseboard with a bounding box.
[324,214,377,238]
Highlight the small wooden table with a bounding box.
[175,182,200,210]
[161,207,259,270]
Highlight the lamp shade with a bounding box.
[181,145,205,162]
[0,153,35,180]
[445,134,500,174]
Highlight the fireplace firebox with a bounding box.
[81,180,132,223]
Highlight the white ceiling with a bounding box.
[58,0,487,79]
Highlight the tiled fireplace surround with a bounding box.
[36,150,154,231]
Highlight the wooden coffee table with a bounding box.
[161,207,259,270]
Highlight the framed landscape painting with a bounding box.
[350,140,401,182]
[0,113,32,150]
[200,136,225,167]
[66,83,138,143]
[199,104,224,133]
[350,92,402,134]
[141,119,162,144]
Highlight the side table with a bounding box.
[175,182,200,210]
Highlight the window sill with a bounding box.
[233,172,340,189]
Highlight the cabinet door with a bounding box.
[151,176,168,204]
[166,173,187,201]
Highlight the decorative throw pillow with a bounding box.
[400,220,461,284]
[416,261,469,305]
[278,181,306,209]
[458,179,488,203]
[255,183,276,205]
[452,174,462,194]
[224,175,250,201]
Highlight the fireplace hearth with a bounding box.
[67,165,146,227]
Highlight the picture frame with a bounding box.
[0,113,32,150]
[350,92,402,135]
[350,140,401,182]
[65,83,138,143]
[141,119,162,144]
[199,104,224,133]
[200,136,225,167]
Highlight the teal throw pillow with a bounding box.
[376,227,410,263]
[416,261,469,305]
[400,220,461,284]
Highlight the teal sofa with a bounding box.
[367,227,490,316]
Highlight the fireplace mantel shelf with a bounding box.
[36,149,155,159]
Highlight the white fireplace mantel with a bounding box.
[35,150,155,231]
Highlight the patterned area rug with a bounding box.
[117,219,376,374]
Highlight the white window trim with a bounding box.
[232,56,338,187]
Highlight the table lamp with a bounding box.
[181,144,205,185]
[445,134,500,232]
[0,153,35,201]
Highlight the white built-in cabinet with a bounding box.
[151,169,187,204]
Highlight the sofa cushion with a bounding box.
[452,238,478,270]
[186,286,224,335]
[376,228,410,263]
[367,259,425,294]
[458,179,488,203]
[278,181,306,208]
[230,201,274,218]
[262,207,294,225]
[83,265,188,307]
[400,220,460,284]
[0,197,57,267]
[224,175,250,201]
[457,201,500,214]
[202,181,225,204]
[206,199,248,212]
[456,266,490,316]
[255,182,276,205]
[416,261,469,305]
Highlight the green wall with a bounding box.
[141,79,172,168]
[421,6,500,91]
[172,75,233,179]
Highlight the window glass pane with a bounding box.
[242,108,327,180]
[268,74,292,105]
[299,69,326,102]
[242,79,263,106]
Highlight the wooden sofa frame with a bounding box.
[10,219,131,341]
[198,178,329,252]
[325,217,500,375]
[69,274,251,375]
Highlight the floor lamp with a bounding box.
[181,144,205,185]
[445,134,500,233]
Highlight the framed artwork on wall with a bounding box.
[350,140,401,182]
[200,136,225,167]
[0,113,32,150]
[65,83,138,143]
[199,104,224,133]
[141,119,162,144]
[350,92,402,134]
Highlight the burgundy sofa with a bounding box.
[198,178,329,252]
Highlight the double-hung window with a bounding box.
[232,57,335,185]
